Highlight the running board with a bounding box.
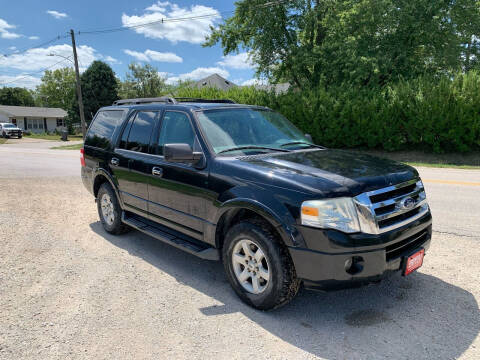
[121,212,219,261]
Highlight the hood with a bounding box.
[4,126,21,131]
[232,149,418,197]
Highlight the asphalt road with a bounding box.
[0,140,479,359]
[0,140,81,178]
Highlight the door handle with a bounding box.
[111,157,119,166]
[152,167,163,177]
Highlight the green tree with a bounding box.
[0,87,35,106]
[205,0,480,88]
[119,63,167,99]
[36,67,76,110]
[69,61,118,125]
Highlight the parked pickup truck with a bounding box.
[81,97,432,310]
[0,123,22,138]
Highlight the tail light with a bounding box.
[80,148,86,167]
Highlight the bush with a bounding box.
[170,71,480,153]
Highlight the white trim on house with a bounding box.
[0,105,67,133]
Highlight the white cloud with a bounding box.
[28,36,39,40]
[0,18,21,39]
[8,46,16,51]
[0,75,41,89]
[105,56,121,64]
[46,10,68,19]
[242,79,263,86]
[121,2,220,44]
[124,49,183,63]
[217,52,254,70]
[145,50,182,62]
[124,49,149,62]
[165,66,230,84]
[0,44,117,74]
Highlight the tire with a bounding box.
[2,132,6,138]
[222,219,301,310]
[18,135,22,139]
[97,182,130,235]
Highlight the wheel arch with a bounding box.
[92,169,123,206]
[214,199,301,250]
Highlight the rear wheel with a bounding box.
[222,220,300,310]
[97,182,130,235]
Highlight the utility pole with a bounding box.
[70,29,87,139]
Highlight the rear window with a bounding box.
[85,110,124,149]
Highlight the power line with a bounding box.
[0,57,71,86]
[0,34,69,58]
[76,0,293,36]
[0,0,293,86]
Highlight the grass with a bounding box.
[0,138,6,145]
[25,133,84,141]
[356,150,480,169]
[51,143,83,150]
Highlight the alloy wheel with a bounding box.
[231,239,270,294]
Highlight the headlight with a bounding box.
[301,198,360,233]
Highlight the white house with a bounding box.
[0,105,67,133]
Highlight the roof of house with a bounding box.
[193,74,237,91]
[0,105,67,118]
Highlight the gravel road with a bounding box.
[0,143,479,359]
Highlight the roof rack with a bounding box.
[113,97,177,106]
[112,97,236,106]
[174,98,236,104]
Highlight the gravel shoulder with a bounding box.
[0,177,479,359]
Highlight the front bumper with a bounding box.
[288,211,432,291]
[4,131,22,137]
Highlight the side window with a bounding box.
[125,111,157,153]
[157,111,195,155]
[85,110,124,150]
[119,114,135,149]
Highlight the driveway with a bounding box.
[0,142,478,359]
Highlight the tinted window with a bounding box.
[158,111,195,155]
[85,111,124,149]
[119,114,135,149]
[126,111,157,153]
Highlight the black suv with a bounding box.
[81,97,432,310]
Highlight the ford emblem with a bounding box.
[402,197,415,210]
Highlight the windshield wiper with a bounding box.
[280,141,322,148]
[218,146,290,154]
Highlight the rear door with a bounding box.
[111,110,159,213]
[145,110,210,240]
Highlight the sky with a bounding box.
[0,0,258,89]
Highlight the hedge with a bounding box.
[170,72,480,153]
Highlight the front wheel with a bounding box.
[97,182,130,235]
[222,220,300,310]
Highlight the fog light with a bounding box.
[345,256,364,275]
[344,258,353,271]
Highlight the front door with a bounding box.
[112,110,159,213]
[146,110,210,240]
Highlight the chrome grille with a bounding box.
[354,179,429,234]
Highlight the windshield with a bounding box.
[196,108,313,155]
[3,124,16,128]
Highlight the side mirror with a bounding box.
[164,143,203,164]
[305,133,313,142]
